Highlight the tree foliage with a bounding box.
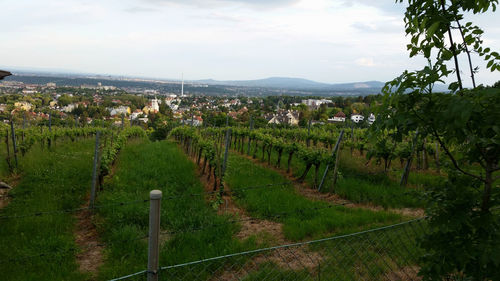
[372,1,500,279]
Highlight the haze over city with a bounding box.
[1,0,499,86]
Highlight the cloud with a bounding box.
[142,0,299,9]
[351,20,402,33]
[351,22,377,32]
[341,0,405,13]
[355,58,376,67]
[202,12,246,23]
[123,6,159,13]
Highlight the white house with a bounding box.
[109,106,130,116]
[138,117,149,123]
[367,113,376,125]
[328,111,346,123]
[181,116,203,126]
[266,110,300,126]
[301,99,332,109]
[62,103,77,113]
[130,110,143,120]
[351,114,365,123]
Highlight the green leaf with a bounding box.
[442,49,453,60]
[487,60,494,68]
[427,21,440,38]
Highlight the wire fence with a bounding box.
[1,180,428,281]
[0,182,292,220]
[110,218,427,281]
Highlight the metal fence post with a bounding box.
[89,131,101,209]
[147,190,162,281]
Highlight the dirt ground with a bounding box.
[74,207,104,276]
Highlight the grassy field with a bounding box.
[95,140,256,280]
[225,153,405,241]
[243,142,428,209]
[0,135,427,281]
[157,140,426,281]
[0,140,94,281]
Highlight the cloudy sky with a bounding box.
[1,0,499,85]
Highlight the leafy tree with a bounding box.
[350,102,366,114]
[57,94,73,107]
[373,1,500,280]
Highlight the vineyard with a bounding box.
[1,0,498,279]
[0,120,448,281]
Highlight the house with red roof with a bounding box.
[328,111,346,123]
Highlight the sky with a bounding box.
[1,0,499,86]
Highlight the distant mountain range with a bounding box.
[196,77,386,91]
[0,67,451,94]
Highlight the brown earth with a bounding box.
[387,266,422,281]
[0,174,21,209]
[185,147,286,244]
[211,246,324,281]
[74,206,103,277]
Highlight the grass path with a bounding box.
[174,140,424,280]
[96,140,422,280]
[235,152,424,218]
[0,140,95,281]
[239,141,426,209]
[224,152,405,241]
[95,140,255,280]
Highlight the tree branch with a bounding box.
[410,108,484,182]
[465,123,488,168]
[440,0,463,91]
[431,127,485,182]
[456,18,476,88]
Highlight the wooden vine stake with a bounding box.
[89,131,101,210]
[10,118,18,168]
[5,129,12,172]
[400,129,419,186]
[306,118,312,147]
[220,128,232,196]
[48,112,52,148]
[247,116,253,155]
[318,130,344,192]
[435,142,440,173]
[332,143,342,188]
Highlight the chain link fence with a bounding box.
[112,218,426,281]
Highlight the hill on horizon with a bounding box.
[196,77,386,90]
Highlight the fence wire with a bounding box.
[111,218,427,281]
[0,182,292,221]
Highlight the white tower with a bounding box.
[152,96,159,112]
[181,73,184,97]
